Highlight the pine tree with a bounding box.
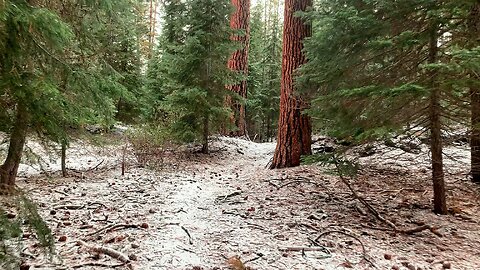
[467,2,480,183]
[157,0,235,153]
[0,0,144,192]
[226,0,251,136]
[301,0,480,214]
[270,0,312,168]
[247,1,282,142]
[145,0,187,121]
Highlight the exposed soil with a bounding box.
[2,136,480,269]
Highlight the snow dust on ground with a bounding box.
[2,135,480,269]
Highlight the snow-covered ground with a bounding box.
[2,136,480,269]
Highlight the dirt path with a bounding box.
[7,136,480,269]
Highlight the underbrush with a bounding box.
[127,124,179,170]
[1,194,54,270]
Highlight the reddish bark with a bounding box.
[226,0,250,136]
[270,0,312,169]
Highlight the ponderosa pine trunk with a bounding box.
[0,103,29,193]
[428,23,447,215]
[468,1,480,183]
[270,0,312,169]
[226,0,250,136]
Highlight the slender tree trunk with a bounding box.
[428,23,447,215]
[152,0,158,41]
[472,88,480,183]
[61,142,67,177]
[226,0,251,136]
[270,0,312,169]
[468,1,480,183]
[201,114,209,154]
[0,104,29,193]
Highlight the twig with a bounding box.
[333,158,397,229]
[332,155,442,237]
[53,189,69,196]
[122,136,127,176]
[277,179,321,189]
[72,262,126,268]
[279,246,331,252]
[77,240,133,270]
[397,224,443,237]
[86,223,140,237]
[54,204,85,210]
[244,253,264,264]
[215,191,242,203]
[314,230,369,266]
[265,157,273,169]
[181,226,193,245]
[89,159,105,171]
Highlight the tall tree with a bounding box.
[0,1,72,192]
[300,0,480,214]
[155,0,234,153]
[226,0,251,136]
[468,1,480,183]
[0,0,143,192]
[247,0,282,142]
[270,0,312,169]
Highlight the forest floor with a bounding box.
[2,134,480,270]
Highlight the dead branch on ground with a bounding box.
[332,156,442,237]
[86,223,141,237]
[77,240,133,270]
[314,230,374,267]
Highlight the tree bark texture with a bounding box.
[428,24,447,215]
[468,1,480,183]
[270,0,312,169]
[0,103,29,193]
[202,114,209,154]
[61,142,67,177]
[226,0,250,136]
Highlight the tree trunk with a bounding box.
[61,142,67,177]
[468,1,480,183]
[201,114,209,154]
[472,88,480,183]
[270,0,312,169]
[0,104,29,193]
[428,23,447,215]
[226,0,250,136]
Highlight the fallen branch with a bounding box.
[277,179,321,189]
[279,246,330,252]
[333,159,396,229]
[181,226,193,245]
[314,230,370,266]
[397,224,443,237]
[215,191,242,203]
[54,204,85,210]
[72,262,126,268]
[332,157,441,237]
[89,159,105,171]
[86,223,140,237]
[77,240,133,270]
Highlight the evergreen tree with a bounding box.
[271,0,313,169]
[144,0,188,121]
[225,0,251,136]
[156,0,235,153]
[0,0,145,192]
[301,0,480,214]
[247,1,282,142]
